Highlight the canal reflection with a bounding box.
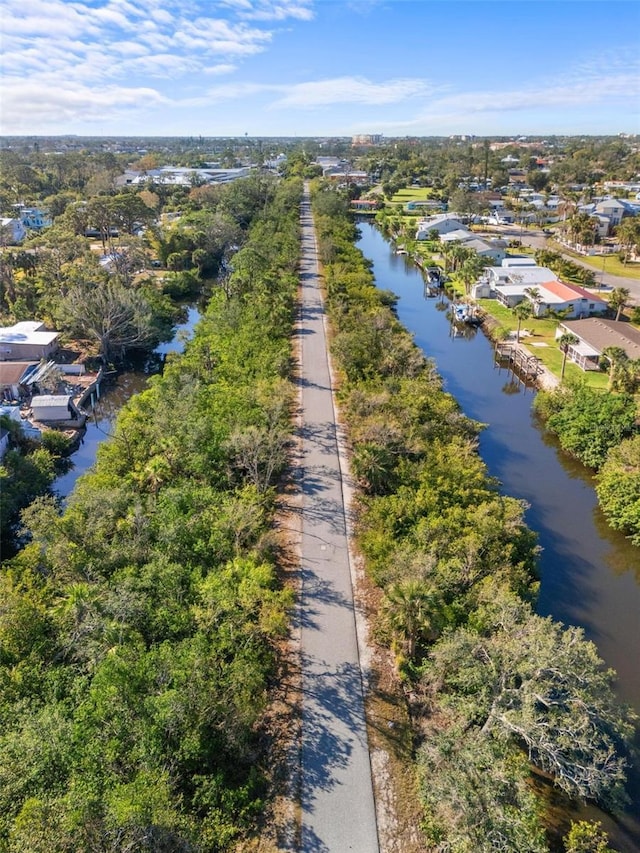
[356,221,640,851]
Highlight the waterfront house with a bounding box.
[485,265,607,318]
[30,394,84,425]
[556,319,640,370]
[416,214,467,239]
[0,322,60,362]
[459,237,506,263]
[439,228,474,243]
[531,280,608,318]
[0,361,39,401]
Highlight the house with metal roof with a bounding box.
[556,319,640,370]
[30,394,84,425]
[0,322,60,362]
[532,280,608,318]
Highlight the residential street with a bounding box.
[297,185,380,852]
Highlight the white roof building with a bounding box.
[0,321,60,362]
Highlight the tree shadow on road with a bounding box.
[297,564,354,632]
[300,656,370,813]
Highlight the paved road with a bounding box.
[298,186,380,852]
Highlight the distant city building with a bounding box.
[351,134,382,146]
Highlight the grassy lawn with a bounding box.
[547,241,640,281]
[391,187,439,203]
[476,298,610,389]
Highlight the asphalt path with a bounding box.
[298,186,380,853]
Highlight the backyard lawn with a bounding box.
[476,298,610,389]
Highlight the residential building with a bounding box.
[16,206,52,230]
[0,217,27,244]
[351,134,382,146]
[416,214,467,239]
[532,280,608,318]
[0,361,39,401]
[556,319,640,370]
[0,321,60,362]
[30,394,82,423]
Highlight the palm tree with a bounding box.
[558,332,579,380]
[512,300,532,341]
[615,218,640,264]
[460,254,487,295]
[381,580,440,660]
[524,286,543,315]
[608,287,630,322]
[601,345,629,391]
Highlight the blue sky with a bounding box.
[1,0,638,137]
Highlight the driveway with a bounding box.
[297,185,380,852]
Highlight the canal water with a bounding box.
[356,222,640,850]
[53,305,201,499]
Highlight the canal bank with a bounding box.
[53,304,202,500]
[356,220,640,851]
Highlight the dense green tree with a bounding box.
[419,728,548,852]
[421,590,636,808]
[564,821,615,853]
[596,435,640,544]
[534,380,636,469]
[58,279,157,361]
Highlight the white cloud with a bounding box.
[1,78,168,132]
[271,76,437,108]
[203,63,238,76]
[219,0,314,21]
[0,0,316,129]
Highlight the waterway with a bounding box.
[355,221,640,851]
[53,304,201,500]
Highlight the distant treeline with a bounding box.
[0,177,302,850]
[311,182,636,853]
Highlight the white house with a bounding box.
[484,265,557,288]
[492,277,607,318]
[531,280,608,318]
[0,218,27,244]
[459,237,506,263]
[501,257,538,268]
[0,321,60,362]
[416,214,467,239]
[30,394,83,424]
[439,228,474,243]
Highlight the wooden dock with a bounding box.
[495,342,544,382]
